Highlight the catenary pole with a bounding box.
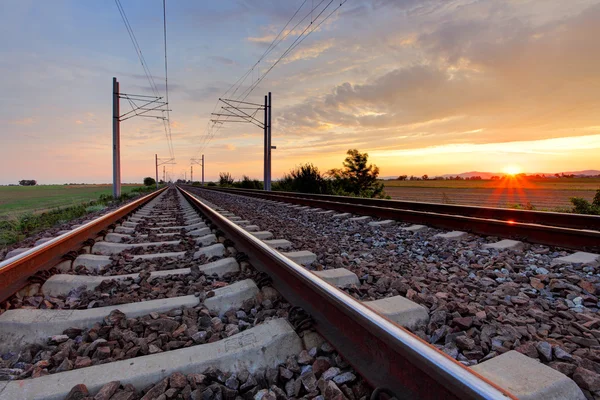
[113,77,121,198]
[202,154,205,186]
[267,92,272,191]
[155,154,159,189]
[264,95,268,189]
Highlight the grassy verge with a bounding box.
[0,186,157,249]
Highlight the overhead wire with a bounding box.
[193,0,310,158]
[114,0,175,160]
[194,0,346,157]
[162,0,175,159]
[114,0,160,97]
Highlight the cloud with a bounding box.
[9,118,35,126]
[209,56,236,65]
[281,39,335,64]
[277,2,600,148]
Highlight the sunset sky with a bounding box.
[1,0,599,184]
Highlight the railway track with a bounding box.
[0,186,596,399]
[194,186,600,251]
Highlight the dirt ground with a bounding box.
[383,186,596,209]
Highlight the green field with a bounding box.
[0,184,144,218]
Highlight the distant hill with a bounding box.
[383,170,600,180]
[558,170,600,176]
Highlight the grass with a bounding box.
[0,184,157,249]
[383,177,600,190]
[0,184,144,218]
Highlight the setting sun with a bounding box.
[502,165,522,176]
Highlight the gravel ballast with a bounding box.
[188,188,600,399]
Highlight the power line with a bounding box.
[114,0,175,160]
[194,0,346,157]
[114,0,160,96]
[162,0,174,159]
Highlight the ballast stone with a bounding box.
[483,239,524,251]
[472,350,585,400]
[364,296,429,330]
[434,231,468,240]
[34,237,54,246]
[313,268,359,288]
[552,252,600,267]
[0,319,302,400]
[3,247,30,261]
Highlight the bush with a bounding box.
[219,172,235,187]
[143,177,156,186]
[274,163,332,194]
[570,192,600,215]
[207,182,217,187]
[233,175,263,190]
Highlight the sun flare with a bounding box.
[502,165,522,176]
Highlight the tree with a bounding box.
[143,177,156,186]
[422,174,429,180]
[328,149,385,198]
[397,175,408,181]
[19,180,37,186]
[219,172,234,186]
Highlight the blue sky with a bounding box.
[1,0,600,184]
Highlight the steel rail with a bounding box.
[185,186,600,252]
[197,186,600,231]
[177,186,514,400]
[0,187,167,302]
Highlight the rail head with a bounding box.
[194,185,600,232]
[183,185,600,252]
[178,185,514,400]
[0,187,168,302]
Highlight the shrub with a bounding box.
[233,175,263,190]
[207,182,217,187]
[276,163,332,194]
[143,177,156,186]
[219,172,235,187]
[570,195,600,215]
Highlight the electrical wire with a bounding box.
[114,0,175,160]
[162,0,175,159]
[114,0,160,97]
[193,0,346,157]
